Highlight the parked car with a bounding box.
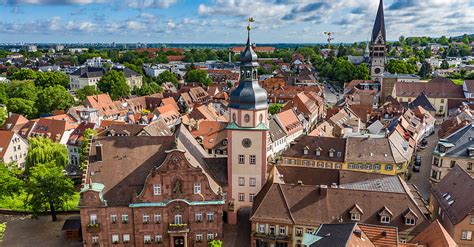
[413,155,422,172]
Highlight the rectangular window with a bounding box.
[405,218,416,225]
[143,214,149,224]
[450,160,456,168]
[238,193,245,201]
[471,216,474,225]
[329,151,334,157]
[280,226,286,235]
[461,231,472,240]
[250,193,255,202]
[112,235,119,244]
[468,163,473,170]
[238,177,245,186]
[258,224,265,233]
[144,235,152,244]
[306,229,313,234]
[249,177,256,187]
[296,228,303,236]
[196,234,203,242]
[250,155,256,164]
[90,214,97,224]
[381,216,391,223]
[110,214,117,223]
[194,183,201,194]
[155,235,162,243]
[351,213,360,221]
[238,155,245,164]
[123,234,130,243]
[207,212,214,222]
[153,184,161,195]
[269,226,275,235]
[92,236,99,244]
[154,214,161,223]
[195,213,203,222]
[174,215,183,224]
[122,214,128,223]
[207,233,214,240]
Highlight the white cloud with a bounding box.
[127,0,177,9]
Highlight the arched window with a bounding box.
[252,70,257,80]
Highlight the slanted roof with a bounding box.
[358,223,398,246]
[408,92,436,112]
[410,220,457,247]
[439,123,474,158]
[395,77,464,99]
[311,223,358,247]
[1,113,29,131]
[281,136,346,162]
[431,165,474,225]
[0,131,14,159]
[371,0,386,43]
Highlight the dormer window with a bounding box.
[349,204,363,222]
[405,218,416,225]
[315,147,322,156]
[303,146,309,155]
[379,206,393,224]
[351,213,360,221]
[329,149,335,158]
[403,208,418,226]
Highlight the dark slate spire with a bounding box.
[229,22,268,111]
[371,0,386,43]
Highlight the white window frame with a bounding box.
[143,214,149,223]
[155,235,162,243]
[258,224,265,233]
[144,235,152,244]
[461,230,472,240]
[405,218,416,225]
[196,234,204,242]
[249,178,256,187]
[207,212,214,222]
[153,184,161,195]
[174,214,183,224]
[250,193,255,202]
[154,214,161,223]
[110,214,117,223]
[123,234,130,243]
[92,236,99,244]
[238,177,245,186]
[112,234,119,244]
[195,213,203,222]
[238,154,245,164]
[207,233,214,240]
[90,214,97,224]
[194,183,201,194]
[122,214,128,223]
[296,228,303,236]
[269,226,275,235]
[280,226,286,235]
[381,216,391,224]
[351,213,360,221]
[238,193,245,201]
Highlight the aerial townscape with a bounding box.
[0,0,474,247]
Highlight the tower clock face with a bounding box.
[374,68,381,74]
[242,138,252,148]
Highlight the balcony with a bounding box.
[168,223,189,233]
[86,223,100,233]
[253,232,291,242]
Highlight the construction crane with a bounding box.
[323,31,336,50]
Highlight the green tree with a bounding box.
[185,69,212,86]
[208,240,222,247]
[0,162,22,199]
[439,36,449,45]
[75,85,102,102]
[7,80,38,101]
[0,107,7,126]
[36,85,75,114]
[26,163,74,221]
[97,70,130,100]
[26,137,69,174]
[268,103,283,115]
[34,71,69,88]
[157,70,178,85]
[6,98,37,118]
[10,68,37,80]
[386,60,417,74]
[0,83,7,104]
[79,128,96,169]
[440,60,449,69]
[418,61,432,78]
[354,64,370,80]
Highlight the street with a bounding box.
[223,209,251,247]
[322,81,341,105]
[407,125,440,200]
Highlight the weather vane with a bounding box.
[247,17,254,31]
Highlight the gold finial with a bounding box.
[247,17,254,31]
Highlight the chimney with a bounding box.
[96,142,103,162]
[320,184,328,196]
[353,230,362,238]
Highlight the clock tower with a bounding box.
[226,22,269,225]
[370,0,387,82]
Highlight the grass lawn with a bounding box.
[451,79,464,85]
[0,190,80,212]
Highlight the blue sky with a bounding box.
[0,0,473,43]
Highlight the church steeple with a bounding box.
[371,0,386,44]
[229,19,268,111]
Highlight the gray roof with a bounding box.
[311,223,357,247]
[340,175,405,193]
[371,0,386,43]
[409,92,436,112]
[439,124,474,158]
[269,118,286,142]
[70,66,140,79]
